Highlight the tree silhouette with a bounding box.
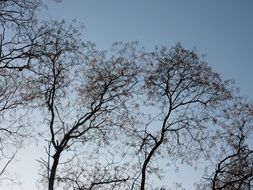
[0,1,252,190]
[133,44,233,189]
[0,0,42,181]
[197,97,253,190]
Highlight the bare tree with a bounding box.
[1,2,252,189]
[0,0,43,182]
[2,1,140,189]
[0,0,62,183]
[131,43,233,189]
[197,96,253,190]
[0,0,42,70]
[30,25,141,189]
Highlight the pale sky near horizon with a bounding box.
[2,1,253,190]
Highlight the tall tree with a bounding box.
[134,44,233,189]
[31,31,141,189]
[1,2,252,189]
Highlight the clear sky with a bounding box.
[43,0,253,98]
[4,1,253,190]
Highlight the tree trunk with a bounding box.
[48,151,61,190]
[140,140,163,190]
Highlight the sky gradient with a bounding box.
[4,1,253,189]
[43,0,253,97]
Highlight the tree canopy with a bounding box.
[0,1,252,190]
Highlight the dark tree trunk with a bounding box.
[48,151,61,190]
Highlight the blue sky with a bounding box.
[5,1,253,189]
[44,0,253,98]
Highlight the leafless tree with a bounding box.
[0,0,42,70]
[30,26,141,189]
[131,43,233,190]
[1,2,252,189]
[0,0,43,182]
[197,96,253,190]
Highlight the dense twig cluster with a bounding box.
[0,1,252,190]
